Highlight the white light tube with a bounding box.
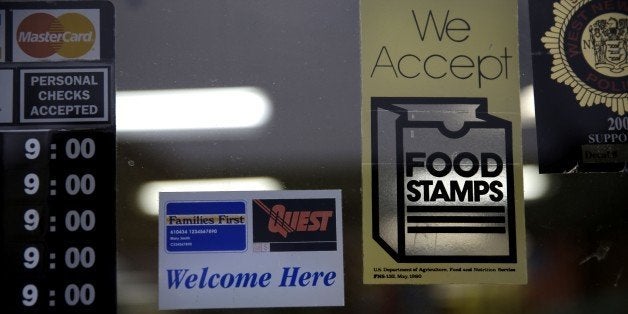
[116,87,271,132]
[137,177,283,216]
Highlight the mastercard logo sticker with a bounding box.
[16,12,96,59]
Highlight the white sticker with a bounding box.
[158,190,345,310]
[0,70,12,123]
[0,10,5,62]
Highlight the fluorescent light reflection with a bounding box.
[116,87,271,132]
[137,177,283,216]
[117,270,156,305]
[523,164,550,201]
[520,85,536,127]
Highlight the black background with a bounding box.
[529,0,627,173]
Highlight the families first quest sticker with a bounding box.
[158,190,344,310]
[361,0,526,284]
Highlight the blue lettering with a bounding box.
[323,271,337,286]
[299,271,312,286]
[279,266,337,287]
[279,267,299,287]
[198,267,208,288]
[167,269,189,289]
[234,273,261,287]
[208,273,220,288]
[259,272,272,287]
[220,273,235,288]
[166,268,276,289]
[185,273,198,288]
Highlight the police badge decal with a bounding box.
[541,0,627,115]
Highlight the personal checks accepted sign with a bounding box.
[158,190,344,310]
[361,0,527,284]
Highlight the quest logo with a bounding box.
[252,198,337,252]
[14,10,99,60]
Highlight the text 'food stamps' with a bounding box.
[361,0,527,284]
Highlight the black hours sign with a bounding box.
[0,1,116,313]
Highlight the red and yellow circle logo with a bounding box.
[17,12,96,58]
